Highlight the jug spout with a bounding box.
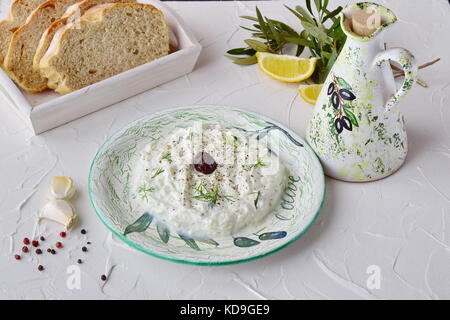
[340,2,397,41]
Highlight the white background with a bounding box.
[0,0,449,299]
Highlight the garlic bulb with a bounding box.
[50,176,75,200]
[39,199,77,230]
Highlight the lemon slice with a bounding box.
[298,84,323,105]
[256,52,318,82]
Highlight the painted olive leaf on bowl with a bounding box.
[178,233,200,251]
[234,237,260,248]
[156,221,170,244]
[259,231,288,240]
[234,231,287,248]
[123,212,153,236]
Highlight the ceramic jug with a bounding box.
[306,2,418,182]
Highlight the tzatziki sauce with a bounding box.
[131,124,287,237]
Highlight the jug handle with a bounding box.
[373,48,418,113]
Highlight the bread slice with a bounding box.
[33,0,134,72]
[40,3,169,94]
[0,0,48,65]
[3,0,82,92]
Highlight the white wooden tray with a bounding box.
[0,0,201,134]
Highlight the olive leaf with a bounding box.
[326,48,338,75]
[244,39,269,52]
[241,15,258,22]
[226,48,256,56]
[343,108,359,127]
[323,6,343,23]
[255,7,269,39]
[284,5,307,23]
[314,0,322,11]
[123,212,153,236]
[336,77,352,90]
[156,221,170,243]
[240,26,259,33]
[233,237,260,247]
[259,231,287,240]
[301,21,331,45]
[322,51,331,59]
[267,19,299,37]
[306,0,313,15]
[327,18,341,35]
[178,233,200,251]
[295,5,315,24]
[266,19,281,46]
[225,55,257,65]
[283,36,314,48]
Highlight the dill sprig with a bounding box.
[151,168,164,178]
[161,153,172,163]
[192,183,235,207]
[252,158,266,169]
[231,135,239,148]
[226,135,240,148]
[138,183,155,201]
[254,191,261,209]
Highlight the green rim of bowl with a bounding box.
[88,105,326,266]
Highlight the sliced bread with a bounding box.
[33,0,134,72]
[40,3,169,94]
[0,0,48,65]
[3,0,82,92]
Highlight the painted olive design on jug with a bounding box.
[327,76,359,134]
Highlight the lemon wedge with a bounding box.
[256,52,318,82]
[298,84,323,105]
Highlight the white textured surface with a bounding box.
[0,0,449,299]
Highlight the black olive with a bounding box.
[327,82,335,95]
[339,89,356,101]
[331,92,339,109]
[341,116,353,131]
[334,118,344,134]
[193,152,217,175]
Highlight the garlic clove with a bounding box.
[50,176,76,200]
[39,199,77,230]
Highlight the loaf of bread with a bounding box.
[0,0,48,65]
[3,0,82,92]
[40,3,169,94]
[33,0,134,72]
